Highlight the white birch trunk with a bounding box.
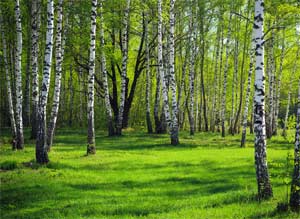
[241,31,255,148]
[31,0,41,139]
[87,0,97,154]
[253,0,272,199]
[116,0,131,135]
[14,0,24,149]
[158,0,172,134]
[100,0,115,136]
[290,79,300,211]
[220,13,232,137]
[47,0,64,150]
[35,0,54,164]
[169,0,179,145]
[0,13,17,145]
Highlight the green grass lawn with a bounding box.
[0,128,299,219]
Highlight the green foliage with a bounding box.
[0,128,298,219]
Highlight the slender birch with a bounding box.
[290,79,300,212]
[47,0,64,150]
[220,13,232,137]
[14,0,24,149]
[100,0,115,136]
[145,13,153,134]
[253,0,272,199]
[35,0,54,164]
[0,13,17,146]
[31,0,41,139]
[116,0,131,135]
[158,0,172,135]
[169,0,179,144]
[241,31,255,148]
[87,0,97,154]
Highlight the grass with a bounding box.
[0,128,299,219]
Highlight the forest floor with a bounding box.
[0,128,299,219]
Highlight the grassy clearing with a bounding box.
[0,128,298,219]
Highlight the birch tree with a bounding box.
[169,0,179,144]
[35,0,54,164]
[14,0,24,150]
[253,0,272,199]
[220,12,232,137]
[116,0,131,135]
[31,0,41,139]
[87,0,97,154]
[47,0,64,151]
[0,12,17,147]
[290,79,300,212]
[145,13,153,134]
[100,0,115,136]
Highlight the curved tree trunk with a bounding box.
[47,0,64,151]
[86,0,97,155]
[36,0,54,164]
[253,0,272,199]
[14,0,24,150]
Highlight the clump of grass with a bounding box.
[0,160,18,170]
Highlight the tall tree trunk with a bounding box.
[86,0,97,154]
[273,30,285,136]
[31,0,40,139]
[253,0,272,199]
[169,0,179,145]
[145,13,153,134]
[158,0,172,137]
[154,66,162,133]
[290,79,300,212]
[241,31,255,148]
[116,0,131,135]
[14,0,24,150]
[220,12,232,137]
[282,43,299,138]
[100,0,115,136]
[188,6,196,136]
[0,13,17,147]
[36,0,54,164]
[47,0,64,151]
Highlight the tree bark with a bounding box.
[14,0,24,150]
[253,0,272,199]
[100,0,115,136]
[86,0,97,154]
[36,0,54,164]
[116,0,131,135]
[220,12,232,137]
[31,0,40,139]
[0,12,17,147]
[47,0,64,151]
[290,79,300,212]
[144,13,153,134]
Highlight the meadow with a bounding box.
[0,128,298,219]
